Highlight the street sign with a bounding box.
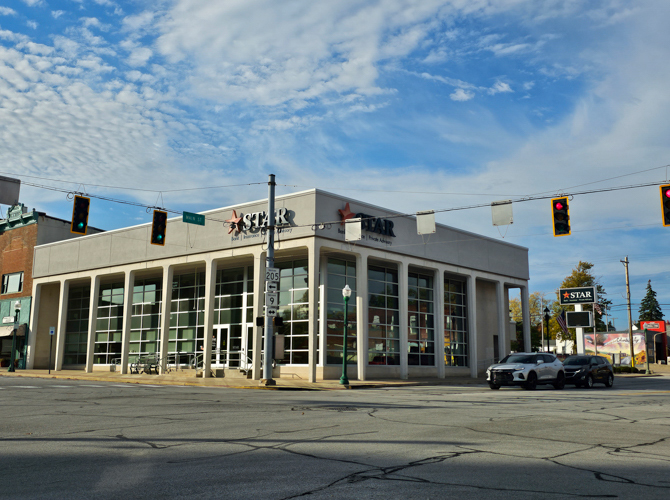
[265,267,280,282]
[2,316,13,324]
[267,307,278,317]
[266,281,278,292]
[266,292,279,308]
[559,286,596,305]
[183,212,205,226]
[49,326,55,336]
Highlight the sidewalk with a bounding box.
[0,369,486,391]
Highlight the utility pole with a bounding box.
[262,174,277,386]
[621,256,635,368]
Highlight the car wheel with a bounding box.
[524,372,537,390]
[553,371,565,390]
[584,374,594,389]
[605,373,614,388]
[488,383,500,390]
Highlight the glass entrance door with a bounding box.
[212,326,228,367]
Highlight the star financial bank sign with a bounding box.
[338,202,395,245]
[226,208,291,241]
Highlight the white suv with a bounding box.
[486,353,566,390]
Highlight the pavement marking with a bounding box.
[8,385,39,389]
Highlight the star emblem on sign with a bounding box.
[338,202,355,225]
[563,292,570,299]
[225,210,243,234]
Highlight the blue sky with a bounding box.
[1,0,669,329]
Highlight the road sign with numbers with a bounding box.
[266,267,280,282]
[266,292,279,308]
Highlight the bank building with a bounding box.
[26,189,531,382]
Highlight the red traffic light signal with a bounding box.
[661,184,670,227]
[70,195,90,235]
[551,197,570,237]
[151,210,167,246]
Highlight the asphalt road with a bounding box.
[1,375,669,499]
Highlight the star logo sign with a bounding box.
[338,202,355,225]
[225,210,243,235]
[563,292,570,299]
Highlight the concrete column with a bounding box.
[318,257,328,367]
[26,281,42,370]
[435,269,446,378]
[159,265,174,374]
[202,259,217,378]
[54,280,70,371]
[119,270,136,374]
[520,285,531,353]
[496,281,507,361]
[251,251,266,380]
[85,275,100,373]
[467,275,478,378]
[398,261,408,380]
[355,252,368,381]
[307,241,321,383]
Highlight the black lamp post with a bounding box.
[340,285,351,385]
[8,301,21,373]
[543,307,550,353]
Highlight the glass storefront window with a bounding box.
[326,258,356,365]
[408,271,435,366]
[129,277,162,362]
[368,263,399,366]
[274,259,310,365]
[94,281,124,364]
[444,278,468,367]
[63,285,90,365]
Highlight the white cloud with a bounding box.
[51,10,65,19]
[0,7,17,16]
[26,21,38,29]
[450,88,474,101]
[488,81,512,94]
[21,0,43,6]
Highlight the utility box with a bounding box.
[273,334,285,361]
[567,311,592,328]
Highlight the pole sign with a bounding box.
[559,286,596,305]
[266,292,279,308]
[267,281,278,292]
[49,326,55,335]
[265,267,280,283]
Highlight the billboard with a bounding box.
[583,332,646,366]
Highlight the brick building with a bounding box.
[0,203,103,368]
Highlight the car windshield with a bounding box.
[499,354,536,364]
[564,356,590,366]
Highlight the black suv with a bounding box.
[563,355,614,388]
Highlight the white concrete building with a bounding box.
[27,190,531,382]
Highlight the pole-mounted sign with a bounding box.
[559,286,596,305]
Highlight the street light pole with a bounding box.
[8,301,21,373]
[340,285,351,385]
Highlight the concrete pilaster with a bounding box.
[520,285,531,353]
[467,275,478,378]
[251,251,266,380]
[119,270,136,374]
[202,259,217,378]
[54,280,70,371]
[436,269,446,378]
[26,282,42,370]
[85,275,100,373]
[355,252,368,381]
[307,241,321,383]
[496,281,507,361]
[159,265,174,374]
[398,261,408,380]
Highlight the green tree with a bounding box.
[555,261,613,348]
[638,280,664,322]
[509,292,554,351]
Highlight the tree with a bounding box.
[554,261,613,348]
[638,280,664,322]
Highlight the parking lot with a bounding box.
[1,374,669,499]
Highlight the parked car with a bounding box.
[486,353,565,390]
[563,355,614,388]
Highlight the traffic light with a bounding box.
[151,210,167,246]
[661,184,670,227]
[551,197,570,236]
[70,195,90,235]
